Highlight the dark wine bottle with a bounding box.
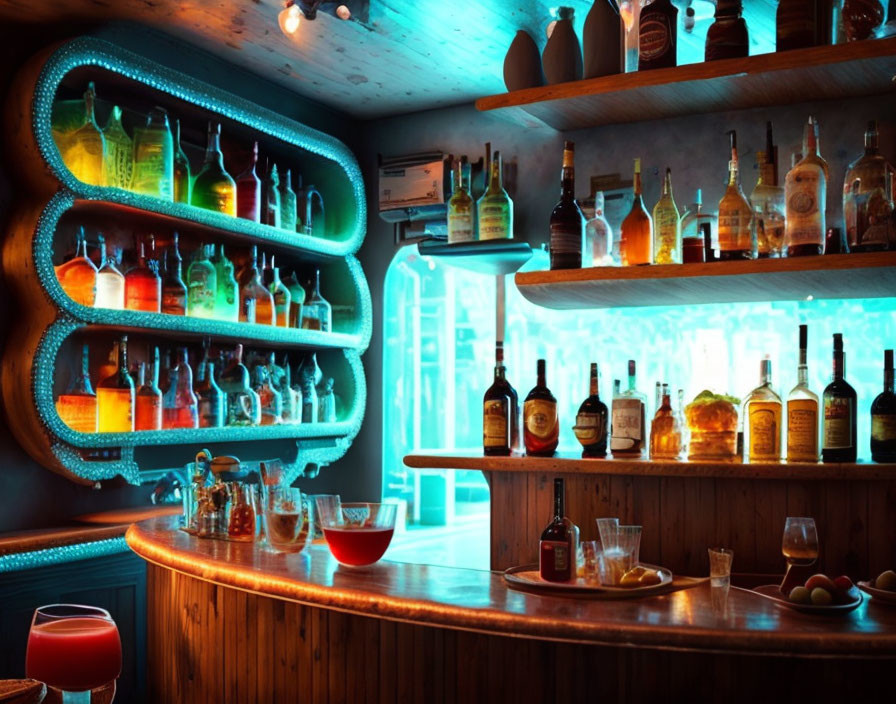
[483,341,519,456]
[539,478,572,582]
[574,363,608,458]
[871,349,896,462]
[638,0,678,70]
[549,140,584,270]
[822,333,857,463]
[523,359,559,457]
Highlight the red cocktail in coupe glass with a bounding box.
[26,604,122,703]
[315,496,397,567]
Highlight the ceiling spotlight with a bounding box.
[278,3,302,34]
[336,4,351,20]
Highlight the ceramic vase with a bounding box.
[583,0,623,78]
[503,30,545,92]
[542,7,584,84]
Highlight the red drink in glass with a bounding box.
[26,616,122,692]
[322,526,394,566]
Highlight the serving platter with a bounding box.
[857,580,896,606]
[503,563,706,599]
[751,584,863,614]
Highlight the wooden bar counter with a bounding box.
[128,517,894,702]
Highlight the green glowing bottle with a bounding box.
[103,106,133,190]
[186,244,217,319]
[132,107,174,200]
[192,122,237,216]
[279,167,298,232]
[61,82,106,187]
[211,243,239,322]
[173,119,192,205]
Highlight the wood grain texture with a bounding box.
[477,36,896,130]
[513,252,896,310]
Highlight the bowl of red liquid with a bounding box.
[315,496,397,567]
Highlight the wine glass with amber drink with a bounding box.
[780,517,819,595]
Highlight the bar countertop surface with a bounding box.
[127,517,896,658]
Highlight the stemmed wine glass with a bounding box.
[780,517,819,595]
[26,604,122,703]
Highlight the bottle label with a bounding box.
[611,398,642,451]
[524,398,559,453]
[787,400,818,460]
[478,204,510,240]
[785,170,824,246]
[540,540,569,573]
[718,204,752,251]
[575,412,605,444]
[748,403,779,459]
[483,399,509,448]
[639,16,672,61]
[823,396,853,449]
[447,212,474,243]
[872,414,896,442]
[56,396,97,433]
[550,223,583,256]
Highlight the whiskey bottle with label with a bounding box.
[652,167,680,264]
[745,357,783,462]
[822,334,857,463]
[539,478,573,583]
[483,341,519,456]
[611,360,646,457]
[549,141,585,270]
[447,157,475,244]
[785,118,827,257]
[717,130,754,260]
[524,359,559,457]
[574,363,608,458]
[871,349,896,462]
[787,324,819,462]
[477,151,513,240]
[638,0,678,70]
[649,383,682,459]
[620,158,652,266]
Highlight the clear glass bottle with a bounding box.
[299,354,321,423]
[744,357,783,462]
[549,141,584,270]
[239,246,275,325]
[751,122,786,258]
[195,359,225,429]
[135,349,163,432]
[611,360,647,457]
[447,157,475,244]
[650,383,682,460]
[97,335,135,433]
[191,122,237,216]
[620,158,652,266]
[267,256,292,327]
[186,244,217,319]
[523,359,559,457]
[253,363,283,426]
[55,227,97,307]
[717,130,754,260]
[652,167,681,264]
[301,269,332,332]
[585,191,615,266]
[236,141,262,223]
[787,324,820,462]
[279,167,298,232]
[262,161,282,228]
[60,82,106,186]
[680,188,718,249]
[785,117,827,257]
[318,377,336,423]
[483,341,519,456]
[56,343,98,433]
[211,244,240,322]
[124,238,162,313]
[268,353,298,423]
[163,347,199,429]
[574,362,608,458]
[296,175,325,236]
[173,119,192,205]
[94,235,125,310]
[676,388,689,457]
[132,107,174,201]
[871,349,896,462]
[161,234,187,316]
[281,270,306,328]
[103,105,133,190]
[219,344,261,426]
[843,120,895,252]
[822,333,858,462]
[476,151,513,240]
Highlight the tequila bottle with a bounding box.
[195,359,225,429]
[94,235,125,310]
[318,377,336,423]
[652,167,681,264]
[163,347,199,429]
[301,269,332,332]
[585,191,615,266]
[611,360,646,457]
[59,82,106,186]
[299,354,321,423]
[843,120,895,252]
[785,118,826,257]
[620,158,652,266]
[281,270,306,328]
[103,105,133,190]
[236,141,262,222]
[239,246,275,325]
[549,141,584,270]
[744,357,782,462]
[212,244,240,322]
[56,343,98,433]
[124,238,162,313]
[55,227,97,307]
[787,324,820,462]
[97,335,135,433]
[650,384,682,460]
[161,235,187,316]
[296,175,325,236]
[173,119,192,205]
[447,157,474,244]
[267,256,292,327]
[751,122,786,258]
[186,244,217,319]
[253,364,283,426]
[192,122,237,216]
[132,107,174,201]
[262,161,281,228]
[477,151,513,240]
[717,130,754,260]
[219,345,261,426]
[135,350,163,432]
[279,167,298,232]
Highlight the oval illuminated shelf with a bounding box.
[476,37,896,130]
[514,252,896,310]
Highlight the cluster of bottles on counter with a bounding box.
[51,83,325,235]
[482,327,896,464]
[545,119,895,270]
[54,337,338,433]
[446,148,513,244]
[55,229,332,331]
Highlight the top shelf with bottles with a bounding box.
[476,37,896,131]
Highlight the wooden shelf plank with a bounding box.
[403,452,896,481]
[513,252,896,310]
[476,37,896,130]
[417,238,533,276]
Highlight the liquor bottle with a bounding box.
[301,269,332,332]
[55,227,97,307]
[124,238,162,313]
[281,270,306,328]
[97,335,135,433]
[219,345,261,426]
[94,235,125,310]
[163,348,199,429]
[680,188,718,247]
[268,353,298,423]
[523,359,559,457]
[60,83,106,186]
[751,123,786,258]
[56,344,98,433]
[299,354,321,423]
[253,364,283,426]
[705,0,749,60]
[267,255,292,327]
[447,157,474,244]
[638,0,678,70]
[785,118,827,257]
[483,341,518,456]
[620,158,652,266]
[239,247,275,325]
[585,191,615,266]
[173,119,192,205]
[161,237,187,316]
[539,478,573,583]
[871,349,896,462]
[132,107,174,201]
[652,167,681,264]
[777,0,817,50]
[549,141,584,270]
[103,105,133,190]
[650,383,682,460]
[135,350,163,432]
[822,333,857,462]
[477,151,513,240]
[611,360,646,457]
[843,120,895,252]
[574,362,608,458]
[195,357,225,429]
[318,377,337,422]
[718,130,754,260]
[236,141,262,222]
[279,167,298,232]
[211,244,239,322]
[192,122,237,216]
[296,175,325,236]
[262,161,282,228]
[787,324,820,462]
[186,244,217,319]
[744,357,783,462]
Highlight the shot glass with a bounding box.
[263,487,313,553]
[708,547,734,589]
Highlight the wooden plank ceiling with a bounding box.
[0,0,777,120]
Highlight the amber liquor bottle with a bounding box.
[822,334,857,463]
[483,341,519,456]
[523,359,559,457]
[620,158,652,266]
[97,335,135,433]
[549,141,584,270]
[638,0,678,70]
[871,350,896,462]
[574,363,608,458]
[539,478,573,583]
[717,130,754,260]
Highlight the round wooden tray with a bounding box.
[857,580,896,606]
[503,563,706,599]
[751,584,863,614]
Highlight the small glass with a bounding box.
[682,236,705,263]
[709,547,734,615]
[263,487,313,553]
[315,496,397,567]
[581,540,603,585]
[599,546,634,586]
[781,517,819,594]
